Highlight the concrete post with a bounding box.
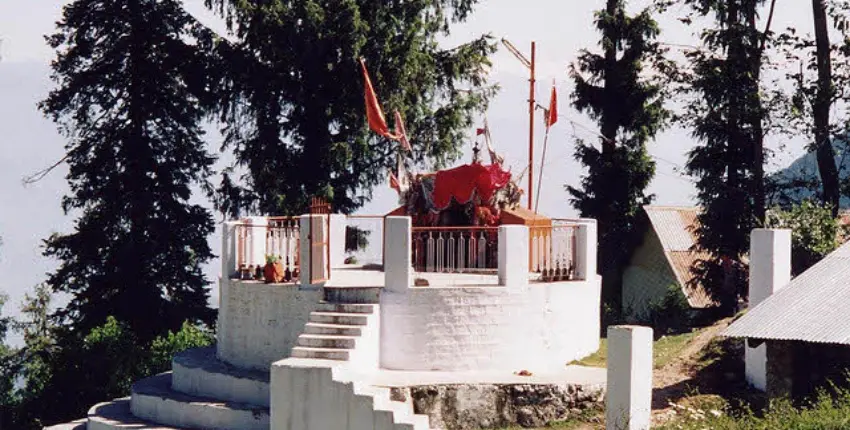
[746,228,791,391]
[221,221,239,279]
[245,216,268,269]
[606,325,653,430]
[384,216,412,293]
[498,225,529,289]
[576,219,598,281]
[329,214,347,269]
[299,214,329,286]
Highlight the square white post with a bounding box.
[606,325,653,430]
[329,214,347,268]
[245,216,268,269]
[498,225,529,289]
[746,228,791,391]
[299,214,329,285]
[384,216,412,293]
[576,219,598,281]
[221,221,239,279]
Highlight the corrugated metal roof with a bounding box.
[643,206,716,308]
[725,241,850,345]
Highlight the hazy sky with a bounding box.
[0,1,815,343]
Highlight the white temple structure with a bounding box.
[50,210,604,430]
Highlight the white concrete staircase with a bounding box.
[292,303,375,361]
[81,347,270,430]
[272,295,434,430]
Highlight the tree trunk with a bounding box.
[601,0,619,154]
[812,0,840,216]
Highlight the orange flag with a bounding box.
[361,58,392,137]
[545,81,558,128]
[389,171,401,191]
[394,110,411,152]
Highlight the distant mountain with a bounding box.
[768,142,850,209]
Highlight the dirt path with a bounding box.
[651,318,735,423]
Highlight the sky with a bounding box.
[0,0,816,345]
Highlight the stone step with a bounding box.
[86,398,180,430]
[296,334,358,349]
[303,322,363,336]
[43,418,86,430]
[316,302,376,314]
[131,372,269,430]
[290,346,351,361]
[352,385,431,430]
[323,286,381,304]
[172,346,270,407]
[308,311,369,326]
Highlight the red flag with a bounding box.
[545,81,558,128]
[476,128,486,136]
[394,110,411,152]
[361,58,392,137]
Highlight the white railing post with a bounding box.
[245,216,268,270]
[576,219,598,281]
[385,216,412,293]
[329,214,347,269]
[746,228,792,391]
[221,221,239,279]
[498,225,528,289]
[606,325,653,430]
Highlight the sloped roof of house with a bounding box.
[643,206,715,308]
[725,241,850,345]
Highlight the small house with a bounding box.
[622,206,714,321]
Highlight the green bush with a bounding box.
[148,321,215,374]
[766,201,843,275]
[645,284,692,335]
[659,386,850,429]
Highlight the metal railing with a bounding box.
[530,222,580,282]
[412,227,499,273]
[233,218,300,282]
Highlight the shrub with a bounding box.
[766,201,842,275]
[646,284,692,335]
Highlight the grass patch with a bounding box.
[570,329,700,369]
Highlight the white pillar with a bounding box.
[606,325,653,430]
[329,214,347,269]
[498,225,529,289]
[221,221,239,279]
[576,219,598,281]
[384,216,411,293]
[245,216,268,269]
[299,214,329,286]
[746,228,792,391]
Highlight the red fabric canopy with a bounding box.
[430,163,512,211]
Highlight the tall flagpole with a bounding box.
[528,42,536,211]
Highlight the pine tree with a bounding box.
[40,0,216,343]
[205,0,496,216]
[677,0,773,311]
[567,0,669,314]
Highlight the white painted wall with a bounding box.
[606,325,653,430]
[330,214,347,269]
[217,277,323,370]
[379,277,602,371]
[746,229,792,391]
[384,216,412,293]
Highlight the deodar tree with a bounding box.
[204,0,497,216]
[677,0,773,311]
[568,0,669,314]
[40,0,216,344]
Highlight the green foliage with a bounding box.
[646,284,692,335]
[40,0,216,343]
[345,226,371,253]
[206,0,497,216]
[674,0,770,313]
[658,387,850,429]
[568,0,669,313]
[766,201,842,275]
[265,254,280,265]
[0,293,18,410]
[148,321,215,375]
